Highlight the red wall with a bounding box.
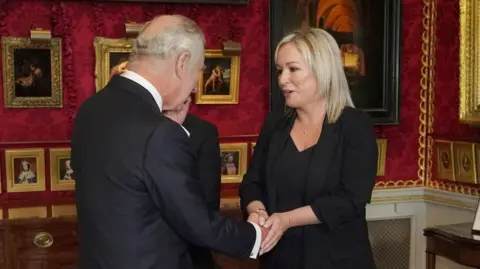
[0,0,436,202]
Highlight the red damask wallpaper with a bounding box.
[0,0,432,202]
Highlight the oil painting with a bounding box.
[5,148,46,193]
[2,37,62,108]
[195,49,240,104]
[219,143,248,183]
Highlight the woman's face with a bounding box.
[276,43,319,108]
[22,161,29,171]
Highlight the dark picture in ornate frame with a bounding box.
[269,0,401,125]
[94,37,133,92]
[2,37,62,108]
[99,0,248,4]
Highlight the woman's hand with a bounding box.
[260,213,290,254]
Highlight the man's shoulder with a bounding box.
[184,114,218,135]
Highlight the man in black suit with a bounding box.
[71,15,267,269]
[183,114,222,269]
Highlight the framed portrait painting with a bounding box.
[2,37,62,108]
[453,142,476,184]
[5,148,46,193]
[94,37,133,91]
[49,148,75,191]
[269,0,401,124]
[220,143,248,183]
[434,140,454,181]
[195,49,240,104]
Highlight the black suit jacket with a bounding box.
[183,114,221,269]
[71,76,256,269]
[239,107,377,269]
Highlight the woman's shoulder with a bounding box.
[338,106,375,136]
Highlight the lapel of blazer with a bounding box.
[304,119,340,203]
[265,113,295,213]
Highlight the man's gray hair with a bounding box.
[129,15,205,66]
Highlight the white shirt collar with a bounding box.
[121,70,163,112]
[120,70,190,137]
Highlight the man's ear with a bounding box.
[175,51,191,79]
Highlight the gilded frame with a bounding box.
[434,140,455,181]
[2,37,62,108]
[94,37,133,91]
[452,142,477,184]
[195,49,240,104]
[49,148,75,191]
[459,0,480,124]
[5,148,46,193]
[376,139,387,176]
[220,143,248,183]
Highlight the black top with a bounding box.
[71,75,256,269]
[274,136,314,238]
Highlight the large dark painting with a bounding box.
[100,0,248,4]
[270,0,401,125]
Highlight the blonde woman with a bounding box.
[240,28,377,269]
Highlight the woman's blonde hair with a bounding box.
[275,28,354,123]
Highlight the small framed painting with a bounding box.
[435,140,455,181]
[453,142,476,184]
[195,49,240,104]
[5,148,46,192]
[49,148,75,191]
[220,143,248,183]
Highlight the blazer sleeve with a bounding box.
[144,122,256,258]
[197,124,222,210]
[239,112,282,213]
[310,110,377,230]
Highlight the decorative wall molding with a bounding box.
[220,187,479,210]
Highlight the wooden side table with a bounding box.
[424,223,480,269]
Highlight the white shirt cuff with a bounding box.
[248,221,262,259]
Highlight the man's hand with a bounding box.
[163,96,191,125]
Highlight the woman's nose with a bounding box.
[278,71,289,87]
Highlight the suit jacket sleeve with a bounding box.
[310,110,378,230]
[197,125,221,210]
[144,122,256,258]
[239,112,282,213]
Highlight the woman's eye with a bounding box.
[289,67,298,72]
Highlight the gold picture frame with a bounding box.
[5,148,46,193]
[94,37,133,91]
[2,36,62,108]
[196,49,240,104]
[376,139,387,176]
[220,143,248,183]
[49,148,75,191]
[459,0,480,124]
[434,140,455,181]
[453,142,476,184]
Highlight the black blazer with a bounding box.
[183,114,221,269]
[239,107,378,269]
[71,76,256,269]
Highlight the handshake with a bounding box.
[247,209,291,256]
